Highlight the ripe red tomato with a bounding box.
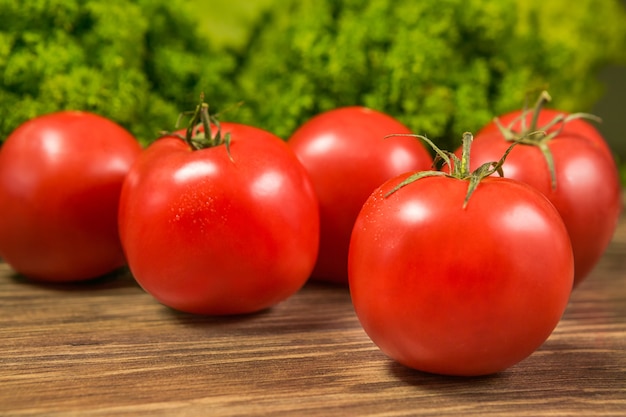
[118,120,320,315]
[288,106,432,284]
[465,106,622,286]
[349,171,574,376]
[0,111,142,282]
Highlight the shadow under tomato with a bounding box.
[387,359,504,387]
[386,335,626,400]
[165,280,358,335]
[5,265,141,292]
[166,303,274,327]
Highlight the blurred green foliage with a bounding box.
[2,0,625,153]
[0,0,235,143]
[223,0,626,150]
[200,0,276,50]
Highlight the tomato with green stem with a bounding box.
[118,101,320,315]
[349,133,574,376]
[464,91,622,286]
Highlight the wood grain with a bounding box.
[0,212,625,416]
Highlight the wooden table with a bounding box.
[1,214,625,416]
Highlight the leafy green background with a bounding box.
[202,0,626,182]
[0,0,238,143]
[200,0,275,49]
[2,0,625,187]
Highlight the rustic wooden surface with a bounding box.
[1,212,625,417]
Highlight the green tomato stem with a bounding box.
[172,94,234,160]
[384,132,516,209]
[494,90,602,190]
[529,90,552,132]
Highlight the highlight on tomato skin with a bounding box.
[287,106,433,285]
[0,111,143,282]
[118,102,321,315]
[348,132,574,376]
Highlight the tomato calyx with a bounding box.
[494,90,601,189]
[384,132,515,208]
[165,95,234,158]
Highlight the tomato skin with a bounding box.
[0,111,142,282]
[466,116,622,286]
[118,123,320,315]
[288,106,432,284]
[349,174,574,376]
